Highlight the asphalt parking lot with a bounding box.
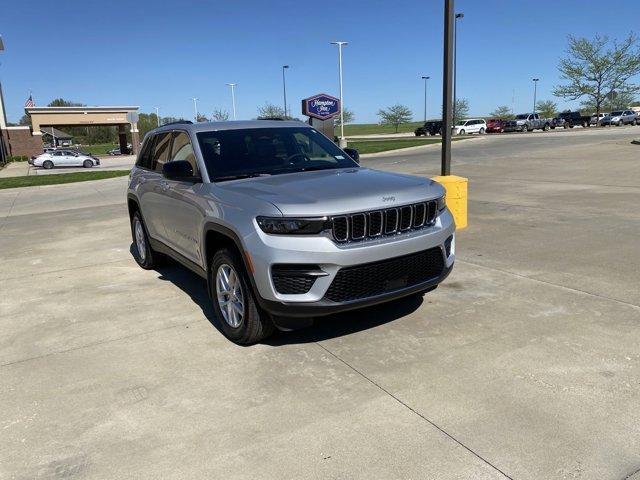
[1,127,639,479]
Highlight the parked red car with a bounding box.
[486,118,506,133]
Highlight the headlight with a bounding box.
[256,216,329,235]
[437,195,446,212]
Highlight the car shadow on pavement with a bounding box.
[135,246,424,345]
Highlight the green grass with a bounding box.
[0,170,130,190]
[343,121,425,136]
[349,137,464,154]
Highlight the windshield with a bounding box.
[197,127,358,181]
[610,111,623,116]
[455,121,467,126]
[515,114,528,120]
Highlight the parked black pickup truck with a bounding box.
[552,111,591,129]
[415,120,443,136]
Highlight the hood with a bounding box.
[216,168,443,216]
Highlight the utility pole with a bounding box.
[453,12,464,124]
[282,65,289,118]
[441,0,454,176]
[226,83,237,120]
[532,78,539,114]
[421,76,430,122]
[154,106,160,127]
[191,97,199,122]
[331,41,348,147]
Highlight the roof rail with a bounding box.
[257,117,285,121]
[162,120,193,126]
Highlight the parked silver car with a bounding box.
[30,150,100,169]
[127,120,455,344]
[600,110,638,126]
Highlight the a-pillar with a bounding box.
[130,122,140,155]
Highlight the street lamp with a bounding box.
[226,83,237,120]
[453,12,463,123]
[191,97,199,122]
[282,65,289,118]
[532,78,539,115]
[421,76,430,122]
[331,41,348,147]
[0,35,6,165]
[154,106,161,127]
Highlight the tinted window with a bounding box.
[611,111,623,116]
[170,132,197,174]
[197,127,358,181]
[152,132,172,172]
[136,135,155,169]
[53,151,64,156]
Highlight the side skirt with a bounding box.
[148,237,207,279]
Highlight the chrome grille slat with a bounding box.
[331,201,439,243]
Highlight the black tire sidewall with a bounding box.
[131,211,156,269]
[43,161,53,169]
[83,160,93,168]
[210,249,273,344]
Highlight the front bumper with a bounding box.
[245,209,456,317]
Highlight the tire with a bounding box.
[618,120,623,127]
[563,124,569,129]
[459,129,465,135]
[522,125,528,133]
[130,210,164,270]
[83,159,93,168]
[210,248,274,344]
[543,123,549,131]
[633,119,637,126]
[43,160,54,169]
[479,127,485,134]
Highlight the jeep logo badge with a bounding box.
[382,196,396,202]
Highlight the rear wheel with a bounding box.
[458,129,465,135]
[83,159,93,168]
[618,120,624,127]
[211,249,274,345]
[543,123,549,131]
[522,125,528,133]
[479,127,485,134]
[43,160,54,169]
[633,119,637,126]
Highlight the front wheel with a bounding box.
[43,160,54,169]
[633,119,638,126]
[618,120,624,127]
[522,125,528,133]
[458,129,465,135]
[211,249,274,344]
[83,159,93,168]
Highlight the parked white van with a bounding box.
[453,119,487,135]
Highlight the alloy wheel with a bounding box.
[134,218,146,262]
[216,264,245,328]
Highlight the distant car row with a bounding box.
[415,110,639,136]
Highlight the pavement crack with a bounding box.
[314,342,514,480]
[624,465,640,480]
[458,259,640,311]
[0,190,21,232]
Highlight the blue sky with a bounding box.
[1,0,639,123]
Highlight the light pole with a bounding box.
[226,83,237,120]
[532,78,539,114]
[421,76,430,122]
[453,12,463,123]
[0,35,6,166]
[154,106,160,127]
[282,65,289,118]
[331,41,348,147]
[191,97,199,122]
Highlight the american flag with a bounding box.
[24,94,35,108]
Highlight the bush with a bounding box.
[7,156,29,163]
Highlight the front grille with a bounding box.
[272,265,320,294]
[331,201,438,243]
[324,247,445,302]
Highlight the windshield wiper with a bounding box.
[214,173,271,182]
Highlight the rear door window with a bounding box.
[151,132,172,172]
[136,135,155,169]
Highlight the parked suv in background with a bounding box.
[552,111,591,129]
[127,120,455,344]
[486,118,506,133]
[600,110,638,126]
[453,119,486,135]
[590,112,609,125]
[414,120,443,136]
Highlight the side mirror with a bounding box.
[343,147,360,164]
[162,160,200,182]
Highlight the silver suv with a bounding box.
[127,120,455,344]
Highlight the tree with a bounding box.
[48,98,84,107]
[196,113,209,123]
[161,116,181,125]
[377,104,413,133]
[257,102,286,119]
[453,98,469,124]
[553,34,640,118]
[18,114,31,126]
[489,105,514,120]
[535,100,558,118]
[211,108,229,121]
[334,107,355,126]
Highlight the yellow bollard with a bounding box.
[431,175,468,229]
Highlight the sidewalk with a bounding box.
[0,161,32,178]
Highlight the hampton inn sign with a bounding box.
[301,93,341,120]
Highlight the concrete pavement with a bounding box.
[1,127,640,479]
